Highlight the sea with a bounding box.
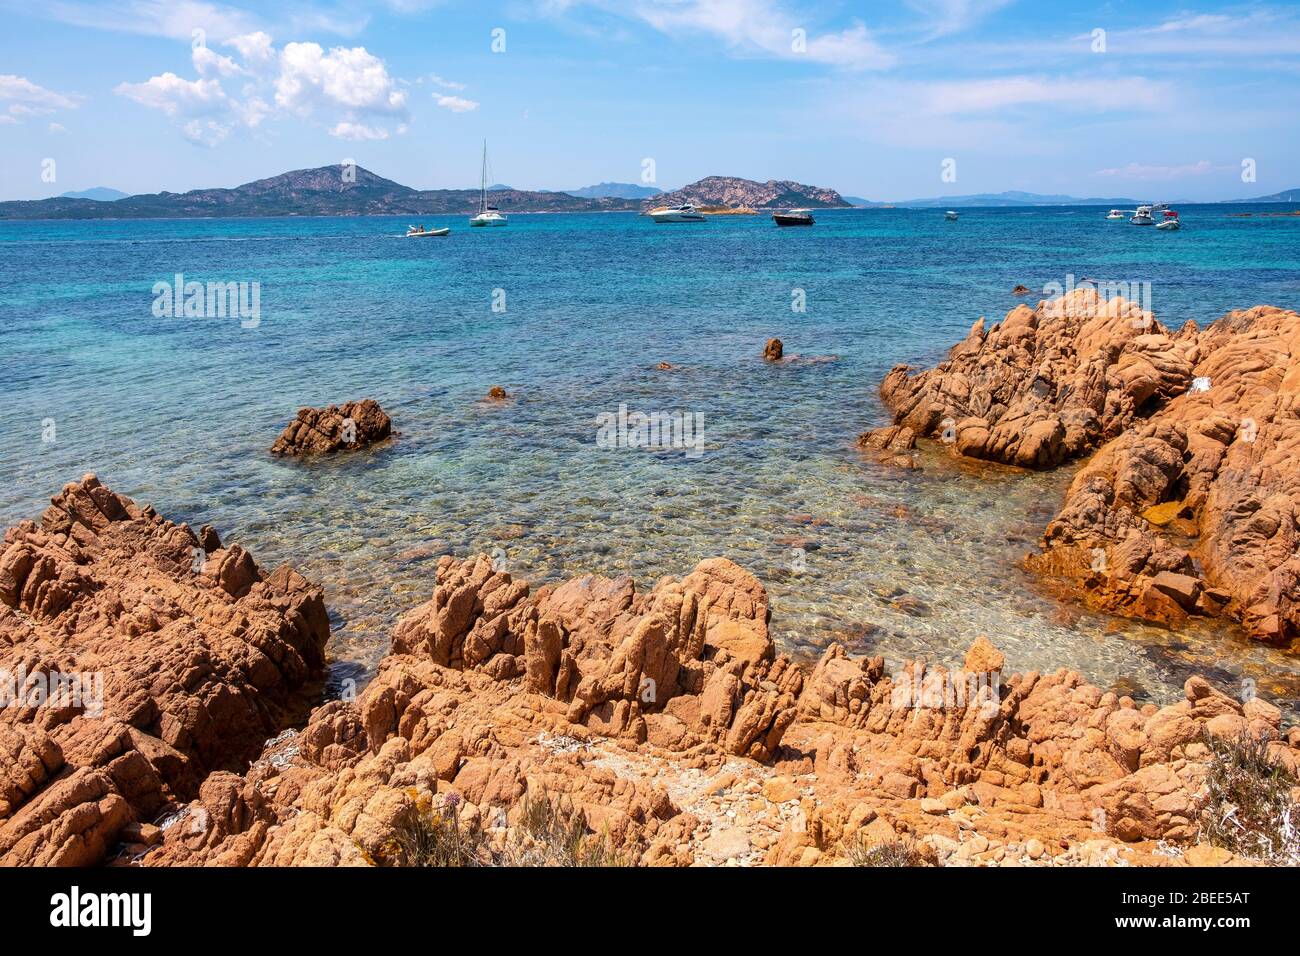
[2,203,1299,712]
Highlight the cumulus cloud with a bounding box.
[435,94,478,112]
[114,73,228,117]
[115,34,413,143]
[275,42,407,116]
[226,31,277,72]
[193,45,246,78]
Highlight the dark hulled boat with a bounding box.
[772,208,815,226]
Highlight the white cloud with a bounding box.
[0,74,77,110]
[49,122,68,133]
[330,120,390,140]
[115,35,411,143]
[114,73,228,117]
[435,94,478,112]
[182,118,230,146]
[193,45,246,78]
[40,0,258,41]
[907,0,1013,39]
[605,0,895,69]
[226,31,277,72]
[0,115,16,125]
[1094,160,1230,180]
[275,42,408,116]
[429,73,466,90]
[920,75,1168,114]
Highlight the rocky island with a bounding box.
[644,176,851,211]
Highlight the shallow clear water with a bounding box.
[2,206,1299,714]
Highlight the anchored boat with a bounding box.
[469,141,507,227]
[406,225,449,238]
[647,203,706,223]
[772,208,815,226]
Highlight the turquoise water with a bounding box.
[2,205,1299,712]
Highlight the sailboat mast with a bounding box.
[479,140,487,213]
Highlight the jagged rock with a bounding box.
[270,399,392,455]
[875,292,1300,642]
[0,476,328,865]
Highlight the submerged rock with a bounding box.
[270,399,392,455]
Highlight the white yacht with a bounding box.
[944,210,959,221]
[469,141,507,227]
[647,203,706,223]
[1106,209,1126,220]
[1131,205,1155,225]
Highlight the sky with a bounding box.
[1,0,1298,201]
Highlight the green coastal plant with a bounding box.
[1198,730,1300,865]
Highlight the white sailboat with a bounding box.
[470,140,507,227]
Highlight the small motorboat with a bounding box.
[1156,210,1181,231]
[1106,209,1126,220]
[1131,205,1155,225]
[773,208,814,226]
[648,203,706,223]
[406,225,449,237]
[944,210,959,221]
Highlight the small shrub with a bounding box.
[1198,730,1300,865]
[512,790,632,867]
[846,836,927,867]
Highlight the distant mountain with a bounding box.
[1229,188,1300,203]
[889,190,1145,208]
[0,165,640,219]
[58,187,129,201]
[567,182,663,199]
[841,195,875,207]
[646,176,850,210]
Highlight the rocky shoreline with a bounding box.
[4,290,1299,867]
[2,473,1297,867]
[865,288,1300,644]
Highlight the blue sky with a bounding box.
[1,0,1298,201]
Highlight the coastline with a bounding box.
[5,289,1300,868]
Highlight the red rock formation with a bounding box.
[135,554,1296,868]
[0,476,328,865]
[270,399,392,455]
[874,290,1300,642]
